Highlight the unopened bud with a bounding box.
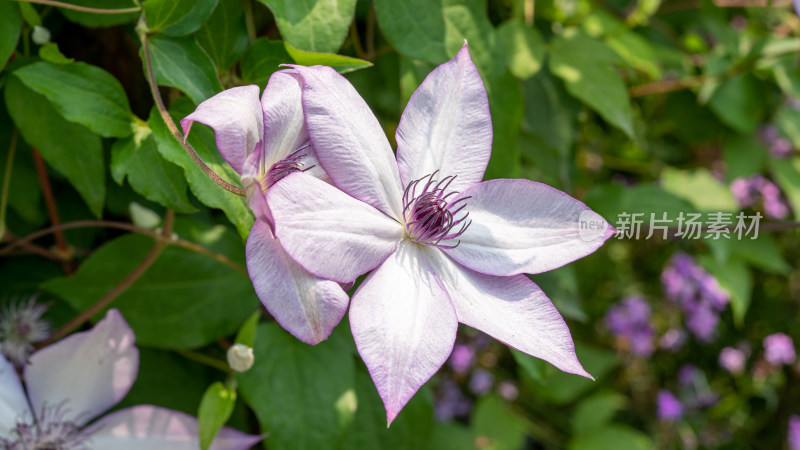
[32,26,51,45]
[226,344,254,372]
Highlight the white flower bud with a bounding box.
[32,26,51,45]
[226,343,254,372]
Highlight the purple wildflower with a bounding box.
[659,328,687,352]
[468,369,495,396]
[730,175,791,220]
[764,333,796,366]
[448,344,476,375]
[719,346,746,374]
[434,380,472,421]
[789,415,800,450]
[497,381,519,401]
[605,296,655,357]
[678,364,698,386]
[657,390,683,421]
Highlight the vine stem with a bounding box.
[0,219,247,275]
[176,348,231,373]
[42,211,175,345]
[31,148,72,273]
[138,20,245,197]
[14,0,141,14]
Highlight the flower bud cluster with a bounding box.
[604,296,655,356]
[730,174,791,220]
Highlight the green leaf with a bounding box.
[240,39,291,86]
[15,61,135,138]
[661,168,738,213]
[549,30,634,138]
[257,0,356,53]
[4,75,105,217]
[472,395,525,450]
[708,74,763,134]
[0,0,21,73]
[571,391,627,434]
[497,19,544,80]
[525,344,617,405]
[146,34,223,104]
[724,135,766,181]
[149,102,255,240]
[198,382,237,450]
[110,122,195,212]
[38,43,74,64]
[485,70,522,180]
[585,183,697,227]
[234,311,261,347]
[775,105,800,149]
[399,56,434,106]
[374,0,504,89]
[195,0,248,71]
[0,110,44,225]
[699,254,752,326]
[341,368,434,449]
[511,349,547,383]
[145,0,218,36]
[59,0,139,27]
[769,156,800,220]
[425,423,476,450]
[43,233,258,348]
[569,425,653,450]
[17,1,41,27]
[285,42,373,74]
[530,265,587,322]
[237,323,357,450]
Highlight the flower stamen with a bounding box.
[263,145,315,189]
[402,172,471,249]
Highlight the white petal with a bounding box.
[24,309,138,426]
[267,172,405,283]
[86,405,262,450]
[445,179,614,276]
[425,248,590,378]
[246,220,350,345]
[396,43,492,191]
[350,240,458,424]
[290,65,405,221]
[260,70,310,167]
[0,355,30,439]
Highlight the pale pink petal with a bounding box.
[445,179,614,276]
[396,43,491,191]
[241,147,273,225]
[289,64,405,221]
[424,248,591,378]
[0,355,29,438]
[86,405,261,450]
[181,85,264,174]
[267,172,405,283]
[246,220,350,345]
[350,241,458,424]
[24,309,138,426]
[260,70,310,167]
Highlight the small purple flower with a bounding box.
[264,43,613,423]
[789,415,800,450]
[678,364,698,386]
[657,390,683,421]
[497,381,519,401]
[448,344,476,374]
[730,175,791,220]
[605,296,654,357]
[770,138,794,159]
[659,328,687,352]
[468,369,495,396]
[434,380,472,421]
[719,346,746,374]
[764,333,796,366]
[0,309,260,449]
[686,303,720,343]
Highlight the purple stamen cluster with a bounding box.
[0,296,50,367]
[402,172,471,249]
[758,124,795,159]
[604,295,655,356]
[264,146,313,188]
[661,253,729,342]
[1,403,92,450]
[730,174,790,220]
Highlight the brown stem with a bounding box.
[42,211,175,345]
[0,219,247,276]
[139,23,245,197]
[629,75,706,98]
[31,148,72,273]
[14,0,141,14]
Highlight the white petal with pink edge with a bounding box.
[24,309,139,426]
[246,220,349,345]
[349,240,458,425]
[396,43,492,191]
[444,179,614,276]
[0,354,30,439]
[424,247,591,378]
[267,173,405,283]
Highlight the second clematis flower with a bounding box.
[181,72,349,345]
[266,43,615,423]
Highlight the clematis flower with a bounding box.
[265,43,614,423]
[181,71,349,345]
[0,309,260,449]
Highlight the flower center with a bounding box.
[2,404,92,450]
[402,172,471,249]
[263,147,313,189]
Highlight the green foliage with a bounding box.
[198,382,237,450]
[258,0,356,53]
[0,0,20,73]
[145,0,218,36]
[146,34,223,104]
[196,0,248,72]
